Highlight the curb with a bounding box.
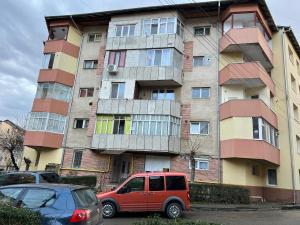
[192,205,281,212]
[281,205,300,210]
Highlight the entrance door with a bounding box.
[111,154,131,183]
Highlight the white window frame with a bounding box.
[83,60,98,69]
[143,17,183,37]
[253,118,278,148]
[111,82,125,99]
[192,87,210,99]
[88,33,101,42]
[43,53,55,69]
[190,121,210,135]
[193,56,212,67]
[73,119,89,129]
[189,158,209,171]
[194,26,211,36]
[146,48,172,67]
[115,24,135,37]
[151,89,175,100]
[266,168,277,186]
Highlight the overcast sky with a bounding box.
[0,0,299,122]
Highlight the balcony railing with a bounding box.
[44,40,80,58]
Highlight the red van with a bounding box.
[97,172,191,219]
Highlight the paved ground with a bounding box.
[104,209,300,225]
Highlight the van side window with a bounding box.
[149,176,164,191]
[166,176,186,190]
[119,177,145,194]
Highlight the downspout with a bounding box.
[281,27,297,204]
[216,0,221,184]
[60,16,84,168]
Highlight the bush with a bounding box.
[189,183,250,204]
[134,216,220,225]
[60,175,97,188]
[0,203,41,225]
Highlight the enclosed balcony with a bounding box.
[44,39,80,58]
[97,99,181,118]
[221,139,280,165]
[38,69,75,87]
[220,62,275,95]
[24,131,63,149]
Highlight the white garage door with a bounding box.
[145,155,171,172]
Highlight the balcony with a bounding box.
[220,28,273,70]
[220,99,277,128]
[92,134,180,154]
[32,99,69,116]
[24,131,63,149]
[106,34,184,52]
[221,139,280,165]
[220,62,275,95]
[38,69,74,87]
[97,99,181,118]
[44,40,80,58]
[103,66,183,86]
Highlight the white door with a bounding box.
[145,155,170,172]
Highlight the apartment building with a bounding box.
[22,0,300,202]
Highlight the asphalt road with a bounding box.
[104,209,300,225]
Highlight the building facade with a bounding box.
[23,0,300,202]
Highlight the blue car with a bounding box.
[0,183,103,225]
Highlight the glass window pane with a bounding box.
[166,90,175,100]
[159,23,167,34]
[190,123,199,134]
[146,50,154,66]
[129,24,135,36]
[116,26,122,37]
[193,56,204,67]
[111,84,118,98]
[223,15,232,33]
[233,13,255,29]
[149,176,164,191]
[154,50,162,66]
[192,88,200,98]
[122,25,129,36]
[201,88,210,98]
[118,83,125,99]
[200,122,209,135]
[22,189,55,209]
[166,176,186,190]
[162,49,171,66]
[124,177,145,192]
[167,21,175,33]
[151,23,158,35]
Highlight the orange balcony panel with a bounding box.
[221,139,280,165]
[220,62,275,95]
[24,131,63,149]
[44,40,79,58]
[220,99,277,128]
[38,69,74,87]
[32,99,68,116]
[220,28,273,70]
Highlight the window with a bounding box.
[72,151,83,168]
[293,104,299,121]
[35,83,71,102]
[146,49,171,66]
[152,89,175,100]
[26,112,66,133]
[0,188,22,204]
[131,115,181,137]
[83,60,98,69]
[252,165,260,176]
[49,26,68,40]
[166,176,186,190]
[73,188,98,208]
[193,56,211,67]
[22,189,56,208]
[111,82,125,99]
[88,33,101,42]
[190,122,209,135]
[291,74,297,92]
[108,51,126,67]
[122,177,145,193]
[149,176,164,191]
[74,119,89,129]
[192,87,210,99]
[267,169,277,185]
[143,17,177,36]
[79,88,94,97]
[113,115,125,134]
[116,24,135,37]
[223,15,232,34]
[252,117,278,147]
[194,26,211,36]
[189,159,209,170]
[289,46,294,64]
[43,53,55,69]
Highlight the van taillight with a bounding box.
[69,209,90,223]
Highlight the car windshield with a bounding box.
[73,188,98,208]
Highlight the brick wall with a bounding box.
[171,155,219,183]
[133,154,145,173]
[181,104,191,140]
[183,41,193,72]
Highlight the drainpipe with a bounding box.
[281,27,297,204]
[216,0,222,184]
[60,16,84,168]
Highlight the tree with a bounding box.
[0,122,24,171]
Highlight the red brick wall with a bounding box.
[183,41,193,72]
[171,155,219,183]
[181,104,191,140]
[133,154,145,173]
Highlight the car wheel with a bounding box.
[102,201,116,218]
[166,202,182,219]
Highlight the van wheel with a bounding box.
[166,202,182,219]
[102,201,116,218]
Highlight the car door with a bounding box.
[147,175,166,211]
[20,188,60,225]
[116,176,147,212]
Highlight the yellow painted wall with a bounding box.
[220,117,253,140]
[219,52,244,70]
[67,26,81,47]
[53,52,78,74]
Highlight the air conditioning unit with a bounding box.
[107,64,118,74]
